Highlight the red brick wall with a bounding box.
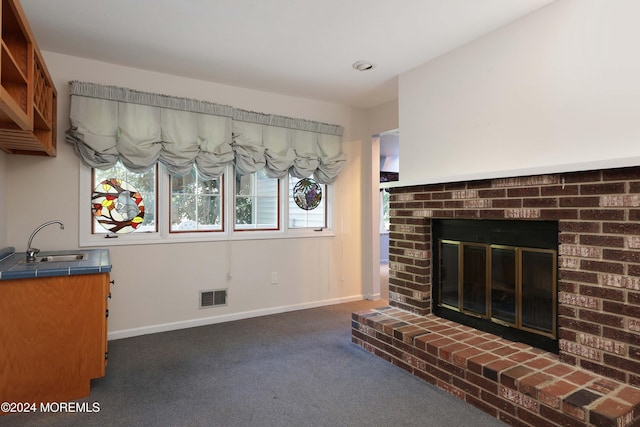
[388,166,640,386]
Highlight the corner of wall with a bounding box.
[366,99,399,137]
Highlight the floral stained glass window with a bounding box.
[92,162,157,234]
[289,177,326,228]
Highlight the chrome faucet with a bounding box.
[26,220,64,262]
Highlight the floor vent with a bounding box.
[200,289,227,308]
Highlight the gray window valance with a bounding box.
[65,81,346,184]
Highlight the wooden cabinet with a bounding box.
[0,0,57,156]
[0,273,110,407]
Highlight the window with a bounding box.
[288,177,326,229]
[92,162,157,234]
[380,189,390,232]
[234,169,279,230]
[170,166,223,232]
[82,164,334,246]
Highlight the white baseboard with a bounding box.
[108,294,366,340]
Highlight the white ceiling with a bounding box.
[21,0,555,109]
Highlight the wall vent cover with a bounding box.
[200,289,227,308]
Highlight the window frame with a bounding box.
[91,163,159,235]
[233,169,281,232]
[287,177,328,230]
[169,171,225,234]
[79,163,335,247]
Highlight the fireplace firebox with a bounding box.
[433,219,559,352]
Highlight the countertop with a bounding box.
[0,247,112,280]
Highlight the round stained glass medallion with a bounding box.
[293,178,322,211]
[92,178,145,234]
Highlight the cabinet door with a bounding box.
[0,273,109,403]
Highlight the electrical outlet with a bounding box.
[271,272,278,285]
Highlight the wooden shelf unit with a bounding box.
[0,0,57,156]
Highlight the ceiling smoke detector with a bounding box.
[352,61,376,71]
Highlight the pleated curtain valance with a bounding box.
[65,81,346,183]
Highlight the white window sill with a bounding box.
[80,228,336,247]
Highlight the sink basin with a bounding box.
[39,254,87,262]
[19,253,88,263]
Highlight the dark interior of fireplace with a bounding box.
[432,219,559,353]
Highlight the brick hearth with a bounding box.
[353,166,640,426]
[353,307,640,427]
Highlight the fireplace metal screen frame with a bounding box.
[437,239,558,341]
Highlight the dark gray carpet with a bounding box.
[2,300,505,426]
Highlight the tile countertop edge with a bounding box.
[0,248,112,280]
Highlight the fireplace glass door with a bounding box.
[491,246,516,325]
[521,249,555,335]
[439,240,557,339]
[463,244,487,316]
[440,241,460,309]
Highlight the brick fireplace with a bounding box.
[353,166,640,426]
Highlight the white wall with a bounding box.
[5,52,366,338]
[399,0,640,186]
